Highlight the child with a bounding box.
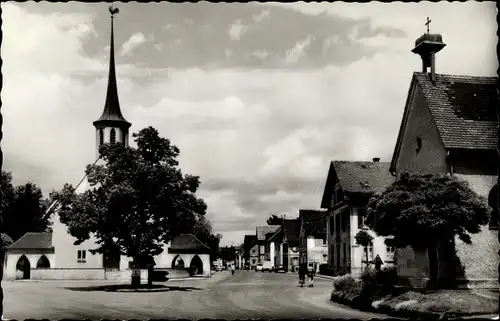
[307,263,315,287]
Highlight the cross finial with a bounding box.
[425,17,431,34]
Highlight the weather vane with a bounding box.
[425,17,431,34]
[109,3,120,18]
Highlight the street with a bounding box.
[3,270,392,320]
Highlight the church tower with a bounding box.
[93,6,131,158]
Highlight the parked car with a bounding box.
[274,265,286,273]
[262,261,274,272]
[255,263,263,272]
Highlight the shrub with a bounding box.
[377,266,398,290]
[333,274,356,292]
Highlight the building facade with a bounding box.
[390,31,499,288]
[320,160,395,277]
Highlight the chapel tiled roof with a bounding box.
[415,72,499,150]
[299,209,327,237]
[256,225,280,241]
[169,234,211,252]
[8,232,53,250]
[332,161,395,194]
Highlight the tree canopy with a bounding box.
[0,171,49,241]
[365,172,490,248]
[50,127,207,262]
[266,214,283,225]
[191,214,222,261]
[365,171,490,287]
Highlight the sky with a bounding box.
[1,2,497,246]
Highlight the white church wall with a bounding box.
[51,212,103,269]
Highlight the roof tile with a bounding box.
[415,72,499,149]
[8,232,53,250]
[332,161,395,194]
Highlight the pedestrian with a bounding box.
[307,263,315,287]
[298,263,306,287]
[231,264,235,275]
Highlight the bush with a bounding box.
[333,274,357,292]
[377,266,398,290]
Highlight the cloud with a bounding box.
[2,2,497,247]
[119,32,147,56]
[228,19,248,41]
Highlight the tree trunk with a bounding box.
[427,245,439,289]
[131,258,141,288]
[147,265,153,288]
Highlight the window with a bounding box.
[336,244,341,267]
[260,245,265,253]
[342,243,347,263]
[364,242,374,262]
[341,210,349,232]
[110,128,116,144]
[335,214,341,234]
[415,136,422,154]
[386,246,395,260]
[314,239,323,247]
[77,250,87,263]
[99,129,104,146]
[357,208,366,228]
[329,215,334,236]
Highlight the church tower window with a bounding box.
[99,129,104,146]
[110,128,116,144]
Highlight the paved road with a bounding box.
[3,270,392,320]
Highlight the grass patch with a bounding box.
[374,290,498,316]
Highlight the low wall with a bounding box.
[31,268,105,280]
[26,268,204,281]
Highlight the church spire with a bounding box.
[93,4,131,128]
[93,5,131,157]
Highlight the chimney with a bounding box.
[373,157,380,163]
[411,18,446,84]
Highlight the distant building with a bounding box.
[320,160,395,277]
[255,225,280,264]
[390,29,498,288]
[243,235,258,269]
[298,209,328,272]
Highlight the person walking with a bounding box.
[231,264,235,275]
[307,263,316,287]
[298,263,306,287]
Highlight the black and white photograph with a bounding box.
[0,1,498,320]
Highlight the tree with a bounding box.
[266,214,282,225]
[0,171,50,242]
[365,171,490,288]
[50,127,207,287]
[355,230,373,271]
[191,214,221,262]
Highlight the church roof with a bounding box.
[93,10,131,129]
[169,234,211,254]
[413,72,498,150]
[8,232,53,251]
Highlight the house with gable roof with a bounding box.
[389,30,498,288]
[320,159,395,277]
[255,225,280,264]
